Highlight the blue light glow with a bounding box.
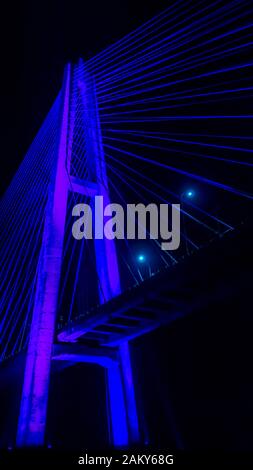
[186,190,194,198]
[138,254,145,263]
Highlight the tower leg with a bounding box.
[107,363,129,447]
[119,342,140,444]
[16,65,71,447]
[107,344,140,447]
[78,66,140,446]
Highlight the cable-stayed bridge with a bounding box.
[0,0,253,449]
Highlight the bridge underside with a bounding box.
[57,221,252,348]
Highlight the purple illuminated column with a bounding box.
[78,60,140,445]
[16,65,71,447]
[77,62,121,302]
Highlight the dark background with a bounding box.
[0,0,165,196]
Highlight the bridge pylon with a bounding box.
[16,61,140,448]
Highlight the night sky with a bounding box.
[0,0,165,196]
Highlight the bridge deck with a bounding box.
[57,221,252,348]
